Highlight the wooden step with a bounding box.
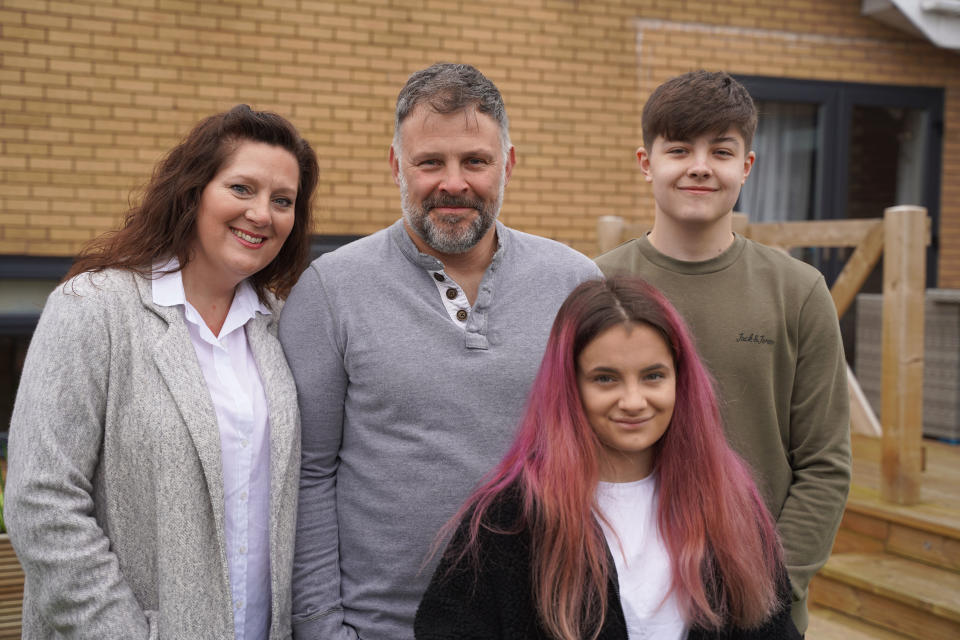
[836,485,960,573]
[811,552,960,640]
[808,605,913,639]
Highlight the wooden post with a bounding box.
[596,215,625,255]
[880,206,926,504]
[731,212,750,237]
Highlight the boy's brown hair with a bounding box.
[642,70,758,151]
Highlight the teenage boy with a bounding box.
[595,70,851,634]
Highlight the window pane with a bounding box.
[738,101,819,223]
[847,105,928,221]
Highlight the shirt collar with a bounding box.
[390,218,509,272]
[151,257,270,342]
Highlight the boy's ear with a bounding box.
[637,147,654,182]
[741,150,756,184]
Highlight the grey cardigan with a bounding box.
[5,268,301,639]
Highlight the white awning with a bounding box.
[862,0,960,51]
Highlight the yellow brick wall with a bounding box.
[1,0,958,284]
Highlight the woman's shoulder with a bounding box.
[46,268,143,317]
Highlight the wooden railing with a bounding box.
[597,206,930,505]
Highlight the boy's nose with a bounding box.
[687,154,712,178]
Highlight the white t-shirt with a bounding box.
[596,476,688,640]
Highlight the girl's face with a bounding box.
[577,322,676,483]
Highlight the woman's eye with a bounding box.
[273,197,294,208]
[230,184,251,195]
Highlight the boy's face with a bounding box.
[638,128,755,229]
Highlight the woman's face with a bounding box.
[577,322,676,483]
[187,140,299,293]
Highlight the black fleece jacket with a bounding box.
[414,489,801,640]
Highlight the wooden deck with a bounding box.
[848,435,960,534]
[808,437,960,638]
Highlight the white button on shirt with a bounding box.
[153,262,272,640]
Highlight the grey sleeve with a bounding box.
[5,286,152,638]
[279,265,357,640]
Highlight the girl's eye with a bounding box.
[593,374,616,384]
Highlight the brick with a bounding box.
[69,18,114,33]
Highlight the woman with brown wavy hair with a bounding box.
[6,105,317,639]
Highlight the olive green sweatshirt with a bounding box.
[596,233,851,634]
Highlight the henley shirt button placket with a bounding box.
[445,287,458,300]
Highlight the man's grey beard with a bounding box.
[398,170,505,255]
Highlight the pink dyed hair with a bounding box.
[440,277,782,638]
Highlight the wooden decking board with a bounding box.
[886,523,960,572]
[811,574,960,640]
[849,438,960,538]
[819,553,960,622]
[807,606,914,640]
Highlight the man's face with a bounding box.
[638,128,754,229]
[390,105,515,256]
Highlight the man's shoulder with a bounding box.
[504,226,598,272]
[309,226,394,272]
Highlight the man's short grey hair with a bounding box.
[393,62,511,156]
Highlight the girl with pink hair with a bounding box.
[414,277,800,639]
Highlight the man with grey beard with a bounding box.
[279,63,600,639]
